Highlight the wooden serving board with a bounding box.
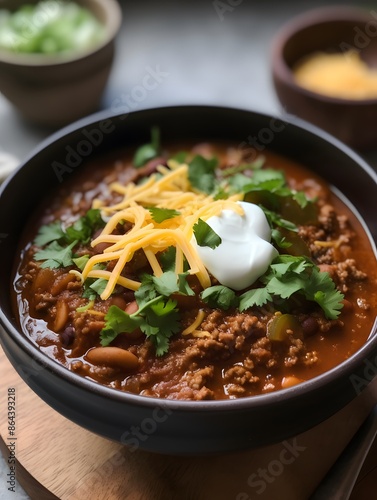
[1,343,377,500]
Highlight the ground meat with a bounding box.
[12,143,377,400]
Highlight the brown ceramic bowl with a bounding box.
[271,6,377,150]
[0,0,122,128]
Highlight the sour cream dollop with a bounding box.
[192,201,279,290]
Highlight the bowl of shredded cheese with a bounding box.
[271,6,377,149]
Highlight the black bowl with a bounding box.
[0,106,377,455]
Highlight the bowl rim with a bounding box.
[1,103,377,411]
[271,5,377,105]
[0,0,122,67]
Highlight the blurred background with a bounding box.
[1,0,372,161]
[0,0,376,498]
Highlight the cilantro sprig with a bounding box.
[33,209,105,269]
[100,271,194,356]
[34,240,77,269]
[133,126,160,168]
[188,155,218,193]
[239,255,344,320]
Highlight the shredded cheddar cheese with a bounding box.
[182,309,206,335]
[80,162,243,300]
[294,50,377,100]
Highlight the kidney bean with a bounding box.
[92,228,112,254]
[61,326,75,347]
[86,347,138,370]
[301,317,319,337]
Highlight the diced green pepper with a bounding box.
[267,313,303,342]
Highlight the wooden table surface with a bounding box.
[1,344,377,500]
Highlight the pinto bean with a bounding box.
[51,273,75,296]
[123,301,143,339]
[32,267,56,293]
[318,264,336,279]
[53,300,70,332]
[125,300,138,315]
[109,295,127,310]
[86,346,139,370]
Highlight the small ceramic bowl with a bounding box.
[0,105,376,455]
[271,6,377,150]
[0,0,122,128]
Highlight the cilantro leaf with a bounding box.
[100,271,192,356]
[172,151,188,163]
[148,207,181,223]
[100,305,144,346]
[143,299,180,356]
[33,209,104,272]
[193,218,222,248]
[133,126,160,168]
[100,295,180,356]
[134,274,157,307]
[72,254,90,271]
[262,207,298,233]
[34,221,65,246]
[88,278,108,296]
[201,286,238,310]
[159,246,177,272]
[304,268,344,319]
[239,255,344,319]
[221,156,265,177]
[65,209,105,244]
[266,275,307,299]
[178,272,195,296]
[271,229,292,249]
[152,271,194,297]
[188,155,218,193]
[158,247,189,274]
[239,288,272,310]
[34,240,77,269]
[152,271,179,296]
